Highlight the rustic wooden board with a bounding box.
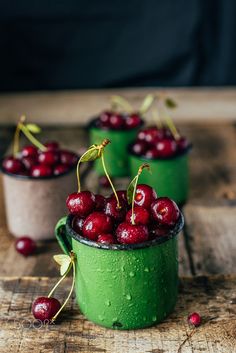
[1,88,236,125]
[183,205,236,276]
[0,276,235,353]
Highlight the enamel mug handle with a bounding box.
[55,216,72,255]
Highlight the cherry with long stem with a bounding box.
[127,164,150,225]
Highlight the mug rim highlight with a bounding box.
[65,212,184,251]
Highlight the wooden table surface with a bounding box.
[0,89,236,353]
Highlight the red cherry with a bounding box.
[177,137,189,151]
[44,141,60,150]
[144,148,160,159]
[151,197,180,226]
[15,236,36,256]
[188,312,201,327]
[125,113,142,129]
[145,127,165,144]
[66,191,95,217]
[134,184,157,209]
[116,222,148,244]
[149,225,168,238]
[99,111,112,126]
[22,156,37,170]
[126,206,150,225]
[53,164,69,176]
[60,150,78,166]
[109,113,124,129]
[38,151,59,166]
[2,156,24,174]
[32,297,61,321]
[105,197,127,222]
[30,164,53,177]
[82,212,113,241]
[131,140,148,155]
[155,139,177,158]
[110,190,128,204]
[99,175,111,188]
[72,216,85,234]
[22,145,38,158]
[95,194,106,210]
[97,233,116,244]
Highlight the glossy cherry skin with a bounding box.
[188,312,201,327]
[53,164,69,176]
[126,206,150,225]
[144,127,165,144]
[32,297,61,321]
[151,197,180,226]
[125,113,142,129]
[155,139,177,158]
[99,111,112,126]
[116,222,148,244]
[60,150,78,166]
[22,145,38,158]
[30,164,53,177]
[144,148,160,159]
[134,184,157,209]
[82,212,113,241]
[66,191,95,217]
[99,175,110,188]
[131,140,148,156]
[72,216,85,234]
[22,156,37,170]
[44,141,60,150]
[110,190,128,203]
[105,197,127,222]
[15,236,36,256]
[97,233,116,244]
[95,194,106,211]
[109,113,124,129]
[2,156,24,174]
[38,150,59,166]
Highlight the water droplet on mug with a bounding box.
[98,315,104,321]
[126,294,132,300]
[112,317,118,322]
[152,315,157,322]
[129,271,135,277]
[143,316,147,321]
[144,267,150,272]
[121,266,125,272]
[105,300,111,307]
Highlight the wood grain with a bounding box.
[183,205,236,275]
[1,88,236,125]
[0,276,235,353]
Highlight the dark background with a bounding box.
[1,0,236,91]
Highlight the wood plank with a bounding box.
[1,88,236,125]
[0,276,235,353]
[183,205,236,276]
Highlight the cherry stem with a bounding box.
[111,95,133,114]
[163,109,180,140]
[130,163,150,225]
[51,258,76,323]
[13,116,25,157]
[139,94,154,115]
[47,263,72,298]
[152,110,163,129]
[101,152,121,209]
[20,124,46,151]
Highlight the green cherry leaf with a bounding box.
[53,254,71,276]
[79,146,100,163]
[127,175,138,205]
[165,98,177,109]
[139,94,154,114]
[25,123,42,134]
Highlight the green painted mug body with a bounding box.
[129,151,190,205]
[89,122,141,177]
[55,214,184,330]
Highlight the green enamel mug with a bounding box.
[129,149,191,205]
[55,213,184,330]
[89,119,142,177]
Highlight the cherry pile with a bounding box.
[2,142,78,177]
[130,126,189,159]
[67,184,180,245]
[94,111,143,130]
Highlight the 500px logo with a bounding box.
[11,319,56,330]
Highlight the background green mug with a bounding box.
[55,213,184,330]
[89,119,142,177]
[129,149,191,205]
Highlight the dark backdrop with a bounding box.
[1,1,236,91]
